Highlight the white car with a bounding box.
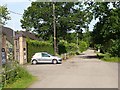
[31,52,62,64]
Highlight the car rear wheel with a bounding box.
[52,59,57,64]
[32,60,37,65]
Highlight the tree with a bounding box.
[21,2,93,41]
[92,2,120,57]
[0,5,10,25]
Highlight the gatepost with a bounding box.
[0,25,2,89]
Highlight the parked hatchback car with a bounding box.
[31,52,62,64]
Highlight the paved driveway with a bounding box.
[26,49,118,88]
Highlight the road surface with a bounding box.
[26,49,118,88]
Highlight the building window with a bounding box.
[23,48,26,51]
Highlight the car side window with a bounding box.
[42,53,50,57]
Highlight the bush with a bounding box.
[95,39,120,57]
[2,62,33,88]
[58,40,67,54]
[103,56,120,62]
[78,41,88,52]
[97,53,120,62]
[66,43,79,53]
[107,39,120,57]
[76,51,81,55]
[58,40,78,54]
[27,39,54,62]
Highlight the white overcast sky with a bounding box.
[0,0,98,31]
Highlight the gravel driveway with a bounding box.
[26,49,118,88]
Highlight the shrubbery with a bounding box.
[97,52,120,62]
[58,40,89,55]
[58,40,79,55]
[27,39,54,62]
[27,39,89,61]
[95,39,120,57]
[2,61,33,88]
[78,41,89,52]
[107,39,120,57]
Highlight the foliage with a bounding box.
[27,39,54,62]
[107,39,120,57]
[82,31,92,47]
[103,56,120,62]
[21,2,93,40]
[58,40,67,54]
[92,2,120,57]
[78,41,88,52]
[58,40,78,54]
[4,75,36,88]
[66,32,77,43]
[0,5,10,25]
[2,61,35,88]
[94,44,102,51]
[66,42,79,53]
[97,52,120,62]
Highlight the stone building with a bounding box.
[14,31,39,64]
[1,26,14,64]
[1,26,39,64]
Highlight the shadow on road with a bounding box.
[77,54,104,59]
[85,55,98,59]
[78,55,98,59]
[31,63,62,65]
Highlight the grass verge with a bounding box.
[97,52,120,62]
[3,76,36,89]
[2,64,37,89]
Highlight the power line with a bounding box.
[9,10,22,15]
[8,0,31,16]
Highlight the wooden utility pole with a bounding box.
[77,32,78,45]
[53,2,57,55]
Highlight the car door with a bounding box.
[41,53,52,63]
[34,53,42,63]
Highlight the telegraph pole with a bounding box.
[77,32,78,45]
[53,2,57,55]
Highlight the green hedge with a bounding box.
[27,39,54,62]
[58,40,78,54]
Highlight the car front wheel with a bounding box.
[52,59,57,64]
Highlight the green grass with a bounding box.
[103,56,120,62]
[2,65,37,89]
[3,75,36,89]
[0,84,2,90]
[97,52,120,62]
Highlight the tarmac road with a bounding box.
[26,49,118,88]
